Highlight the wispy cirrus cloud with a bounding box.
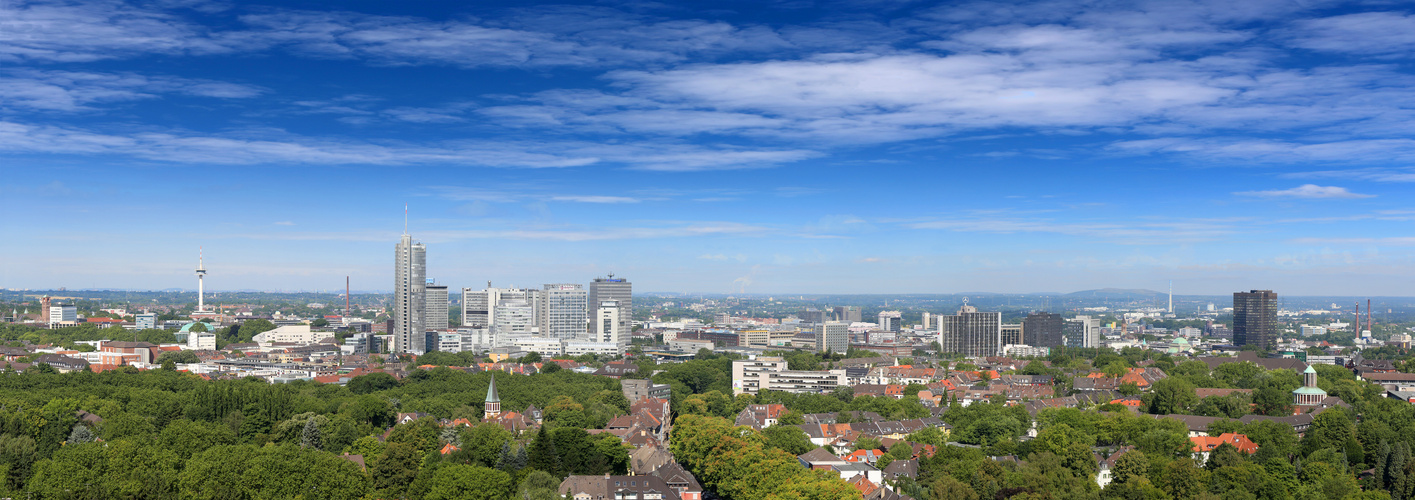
[0,0,235,62]
[222,221,771,242]
[549,195,639,203]
[1235,184,1374,199]
[0,69,263,111]
[1290,236,1415,246]
[1287,11,1415,58]
[1284,167,1415,183]
[0,120,814,170]
[906,214,1242,243]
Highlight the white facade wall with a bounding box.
[513,337,564,356]
[540,284,587,341]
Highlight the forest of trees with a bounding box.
[0,365,638,499]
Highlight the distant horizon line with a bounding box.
[3,288,1413,300]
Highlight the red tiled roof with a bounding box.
[1190,433,1258,454]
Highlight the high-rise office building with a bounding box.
[1022,312,1064,348]
[462,284,494,327]
[1061,315,1100,348]
[425,284,448,331]
[541,284,588,341]
[814,321,849,354]
[1234,290,1278,349]
[1000,324,1022,346]
[463,285,540,330]
[938,302,1002,357]
[877,311,902,332]
[493,299,536,334]
[594,300,625,352]
[393,233,427,354]
[921,312,932,330]
[588,275,632,335]
[800,308,828,324]
[833,306,863,323]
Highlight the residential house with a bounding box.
[630,445,674,474]
[652,463,703,500]
[798,448,848,470]
[1096,447,1135,488]
[1190,433,1258,463]
[735,404,787,429]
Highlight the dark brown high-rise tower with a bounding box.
[1233,290,1278,349]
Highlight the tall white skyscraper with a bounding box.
[425,284,448,331]
[540,284,588,341]
[594,300,625,352]
[393,232,427,354]
[588,275,632,335]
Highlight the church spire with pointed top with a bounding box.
[484,374,501,417]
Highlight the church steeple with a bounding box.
[484,374,501,417]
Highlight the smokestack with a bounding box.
[1367,298,1372,333]
[346,276,351,315]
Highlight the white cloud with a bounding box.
[0,120,813,170]
[1288,12,1415,58]
[273,221,294,225]
[1108,137,1415,164]
[1290,236,1415,246]
[549,195,639,203]
[1284,167,1415,183]
[0,69,263,111]
[225,221,770,242]
[1235,184,1375,199]
[907,214,1240,242]
[0,0,233,62]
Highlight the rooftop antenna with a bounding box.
[404,204,408,235]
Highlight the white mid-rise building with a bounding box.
[493,299,536,334]
[731,356,847,395]
[188,331,217,350]
[877,311,902,332]
[135,313,157,330]
[814,321,849,354]
[437,332,463,353]
[253,325,322,345]
[513,337,564,356]
[49,304,77,326]
[669,338,714,353]
[456,327,494,352]
[592,300,625,353]
[564,341,621,357]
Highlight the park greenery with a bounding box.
[3,319,1415,500]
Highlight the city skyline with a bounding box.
[4,0,1415,295]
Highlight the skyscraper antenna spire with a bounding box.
[404,204,408,235]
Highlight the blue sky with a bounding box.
[2,0,1414,295]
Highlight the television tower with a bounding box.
[196,247,207,313]
[1168,281,1173,314]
